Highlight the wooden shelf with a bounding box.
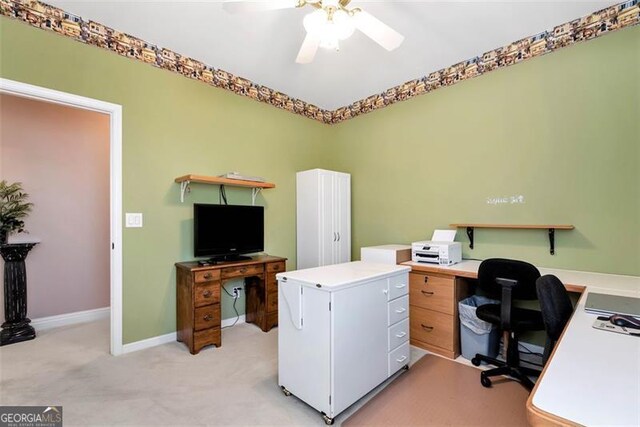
[175,174,275,203]
[449,224,575,255]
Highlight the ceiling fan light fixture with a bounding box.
[303,9,327,35]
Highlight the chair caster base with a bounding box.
[481,373,492,388]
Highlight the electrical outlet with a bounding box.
[232,287,242,299]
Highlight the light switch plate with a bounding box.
[125,213,143,228]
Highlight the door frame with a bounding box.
[0,77,124,355]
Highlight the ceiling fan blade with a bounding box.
[352,10,404,51]
[223,0,300,14]
[296,33,321,64]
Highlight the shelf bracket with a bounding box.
[251,188,262,206]
[180,181,190,203]
[549,228,555,255]
[466,226,474,250]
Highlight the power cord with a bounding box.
[219,184,228,205]
[221,283,240,329]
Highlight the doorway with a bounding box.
[0,78,123,355]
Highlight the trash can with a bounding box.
[459,295,500,361]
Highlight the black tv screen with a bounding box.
[194,204,264,259]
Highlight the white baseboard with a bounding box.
[122,332,177,354]
[31,307,110,332]
[119,314,247,355]
[222,314,246,328]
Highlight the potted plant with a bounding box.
[0,180,33,245]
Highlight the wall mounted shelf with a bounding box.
[449,224,575,255]
[174,174,275,204]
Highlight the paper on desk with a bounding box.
[431,229,457,242]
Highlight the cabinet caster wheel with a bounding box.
[480,373,492,388]
[403,364,410,371]
[471,357,481,367]
[280,386,292,397]
[322,414,334,425]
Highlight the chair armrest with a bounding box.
[496,277,518,330]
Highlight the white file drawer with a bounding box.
[388,341,410,376]
[388,273,409,301]
[388,318,409,351]
[388,295,409,326]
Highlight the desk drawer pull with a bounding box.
[395,284,406,289]
[395,308,407,314]
[395,332,407,338]
[203,273,213,280]
[203,314,213,322]
[421,324,434,332]
[421,290,434,296]
[239,268,247,273]
[424,276,429,283]
[202,290,212,298]
[396,355,408,363]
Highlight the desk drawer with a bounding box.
[267,291,278,312]
[194,304,220,331]
[221,264,264,279]
[194,282,220,307]
[410,306,454,351]
[409,272,455,315]
[388,318,409,351]
[195,269,220,283]
[388,295,409,326]
[267,262,285,273]
[388,273,409,301]
[388,341,410,377]
[267,274,278,293]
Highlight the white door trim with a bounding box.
[0,78,124,356]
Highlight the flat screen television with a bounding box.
[194,204,264,261]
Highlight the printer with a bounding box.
[411,229,462,266]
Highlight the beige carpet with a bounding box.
[343,355,529,426]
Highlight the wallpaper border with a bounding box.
[1,0,638,125]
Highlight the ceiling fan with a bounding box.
[223,0,405,64]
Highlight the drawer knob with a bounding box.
[273,265,280,271]
[421,290,434,296]
[396,355,408,363]
[424,276,429,283]
[395,308,407,314]
[204,273,213,279]
[203,314,213,321]
[202,290,212,298]
[421,324,434,331]
[240,268,247,273]
[395,284,406,289]
[395,332,407,338]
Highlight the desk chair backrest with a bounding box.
[536,274,573,364]
[477,258,541,300]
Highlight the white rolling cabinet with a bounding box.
[297,169,351,269]
[277,261,410,425]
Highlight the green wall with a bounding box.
[0,18,332,343]
[328,26,640,276]
[2,17,638,344]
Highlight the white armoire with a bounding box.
[296,169,351,269]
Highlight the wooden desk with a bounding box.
[175,255,286,354]
[401,260,640,426]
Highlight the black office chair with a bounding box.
[536,275,574,365]
[471,258,544,390]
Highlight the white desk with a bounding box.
[401,260,640,426]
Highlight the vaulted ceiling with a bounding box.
[47,0,619,110]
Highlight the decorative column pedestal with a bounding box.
[0,243,38,346]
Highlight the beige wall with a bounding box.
[0,94,110,319]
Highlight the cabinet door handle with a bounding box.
[395,284,406,289]
[333,232,337,242]
[203,314,213,322]
[202,290,212,298]
[421,290,434,296]
[204,273,213,279]
[396,355,408,363]
[382,289,388,295]
[395,308,407,314]
[395,332,407,338]
[421,324,434,331]
[337,232,340,241]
